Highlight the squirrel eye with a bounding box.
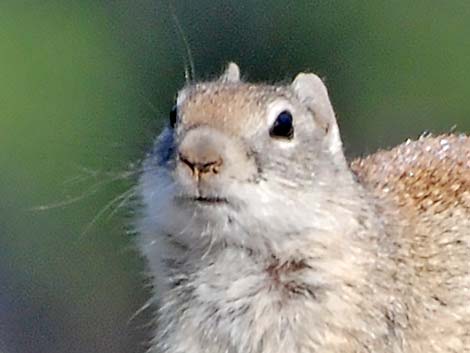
[270,110,294,139]
[169,105,178,128]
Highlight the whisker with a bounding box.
[168,0,195,82]
[128,298,153,325]
[31,163,146,212]
[105,187,138,222]
[31,190,102,211]
[79,185,138,237]
[62,172,92,186]
[177,207,198,237]
[201,226,217,260]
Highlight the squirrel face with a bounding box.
[141,63,354,252]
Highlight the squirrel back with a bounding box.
[352,134,470,352]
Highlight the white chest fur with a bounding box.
[151,245,392,353]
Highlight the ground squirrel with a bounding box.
[136,63,469,353]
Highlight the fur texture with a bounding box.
[136,63,469,353]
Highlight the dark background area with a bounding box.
[1,1,469,352]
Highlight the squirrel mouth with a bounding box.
[178,195,229,206]
[193,196,228,205]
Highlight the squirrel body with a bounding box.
[137,63,469,353]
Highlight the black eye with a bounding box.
[169,105,177,128]
[269,110,294,139]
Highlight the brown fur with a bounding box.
[180,83,293,135]
[351,134,470,352]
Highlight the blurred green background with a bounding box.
[0,1,469,352]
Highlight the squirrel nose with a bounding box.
[178,151,223,177]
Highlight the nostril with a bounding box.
[178,153,195,171]
[202,158,223,174]
[178,152,223,175]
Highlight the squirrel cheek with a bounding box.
[224,154,258,182]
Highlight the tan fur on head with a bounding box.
[178,83,270,135]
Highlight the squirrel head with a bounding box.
[139,63,356,254]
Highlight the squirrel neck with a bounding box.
[159,188,409,353]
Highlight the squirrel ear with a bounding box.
[220,62,240,83]
[291,73,344,163]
